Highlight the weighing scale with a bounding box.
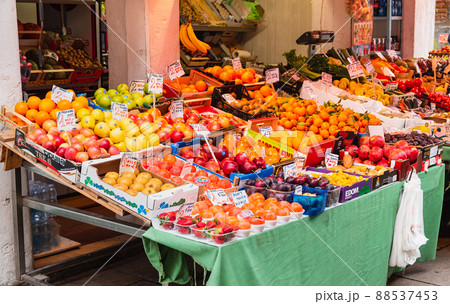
[296,31,335,56]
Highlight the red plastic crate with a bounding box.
[70,68,103,83]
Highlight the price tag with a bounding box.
[176,201,195,220]
[180,159,194,178]
[119,153,138,176]
[222,93,237,104]
[387,50,398,60]
[375,51,387,61]
[51,85,74,103]
[167,60,185,81]
[430,145,438,158]
[364,61,375,74]
[292,74,300,81]
[295,156,305,172]
[147,74,163,94]
[232,58,242,70]
[347,62,365,79]
[206,189,231,206]
[325,152,339,169]
[368,125,385,140]
[294,186,303,195]
[170,99,183,119]
[129,80,145,94]
[348,56,357,64]
[321,72,333,86]
[258,126,273,137]
[227,190,249,208]
[439,33,449,44]
[390,160,396,169]
[431,103,436,111]
[56,109,76,132]
[112,102,129,121]
[385,82,398,92]
[265,68,279,84]
[190,124,210,137]
[381,67,395,78]
[430,156,437,166]
[237,210,254,220]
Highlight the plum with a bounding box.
[245,179,256,186]
[309,178,319,188]
[255,179,265,188]
[285,176,296,184]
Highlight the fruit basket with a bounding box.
[163,69,223,99]
[293,187,327,217]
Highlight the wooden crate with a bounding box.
[38,69,74,85]
[180,51,209,67]
[27,70,44,86]
[0,105,35,134]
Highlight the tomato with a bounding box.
[413,78,423,87]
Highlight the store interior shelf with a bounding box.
[192,24,257,32]
[374,16,403,21]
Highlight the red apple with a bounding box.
[47,127,60,138]
[54,136,65,148]
[59,143,69,149]
[359,135,369,146]
[180,146,194,157]
[26,133,37,142]
[108,145,121,156]
[72,142,84,152]
[363,159,374,166]
[186,117,199,125]
[42,140,56,152]
[199,119,209,127]
[402,146,419,162]
[207,121,221,132]
[164,112,173,125]
[84,139,99,150]
[369,146,383,163]
[36,134,49,145]
[394,140,409,149]
[194,157,207,167]
[89,134,99,141]
[205,159,220,173]
[358,145,370,160]
[389,149,408,162]
[183,108,190,121]
[60,131,72,143]
[171,130,185,143]
[88,146,102,159]
[75,152,89,163]
[56,146,66,158]
[99,138,111,151]
[33,128,46,137]
[157,130,171,142]
[64,146,79,161]
[345,145,359,157]
[369,135,385,148]
[218,117,230,129]
[69,128,79,136]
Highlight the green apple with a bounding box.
[121,93,131,100]
[124,99,137,110]
[107,89,119,96]
[111,95,123,104]
[144,83,149,95]
[143,95,154,107]
[134,96,145,108]
[95,88,107,97]
[131,92,143,99]
[97,94,112,109]
[116,84,129,93]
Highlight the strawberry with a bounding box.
[196,222,206,228]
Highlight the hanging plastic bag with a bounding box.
[389,171,428,268]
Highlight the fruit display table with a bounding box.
[142,165,444,286]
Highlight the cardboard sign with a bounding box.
[283,163,297,179]
[129,80,145,94]
[206,189,230,206]
[232,58,242,70]
[167,60,185,80]
[170,99,183,119]
[180,158,194,178]
[175,200,195,220]
[147,74,163,94]
[112,102,128,121]
[321,72,333,86]
[325,152,339,169]
[265,68,279,84]
[258,126,273,137]
[375,51,387,61]
[347,56,357,64]
[364,60,375,74]
[51,85,74,103]
[227,190,249,208]
[56,109,76,132]
[190,124,210,136]
[368,125,385,140]
[222,93,237,104]
[347,62,365,79]
[119,153,138,175]
[295,155,305,172]
[294,186,303,195]
[439,33,449,44]
[381,67,395,78]
[385,82,398,92]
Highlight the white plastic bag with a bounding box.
[389,172,428,268]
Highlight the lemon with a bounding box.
[103,111,112,121]
[77,108,91,121]
[91,109,104,122]
[81,115,95,129]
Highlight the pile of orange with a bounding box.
[204,65,259,84]
[170,80,213,93]
[276,98,382,140]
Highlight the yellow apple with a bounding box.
[91,109,105,122]
[80,115,95,129]
[125,137,138,152]
[140,122,159,136]
[114,141,127,152]
[110,128,125,143]
[119,118,134,130]
[103,111,112,121]
[94,122,110,138]
[135,134,148,150]
[107,119,119,130]
[125,123,140,138]
[146,133,160,147]
[77,108,91,121]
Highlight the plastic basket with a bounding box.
[71,68,103,83]
[293,187,327,217]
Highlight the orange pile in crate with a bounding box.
[168,79,214,93]
[204,65,260,84]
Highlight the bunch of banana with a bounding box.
[179,23,211,54]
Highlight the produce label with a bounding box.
[227,190,249,208]
[258,126,273,137]
[375,52,387,61]
[387,50,398,60]
[295,155,305,172]
[206,189,230,206]
[176,200,195,221]
[232,58,242,70]
[222,93,238,104]
[180,159,194,178]
[364,60,375,74]
[381,67,395,78]
[51,85,74,103]
[283,161,303,179]
[129,80,145,94]
[439,33,449,44]
[170,99,183,119]
[237,210,254,220]
[325,152,339,169]
[56,109,76,132]
[147,74,163,94]
[321,72,333,86]
[190,124,210,137]
[119,153,138,175]
[385,82,398,92]
[265,68,279,84]
[167,60,185,80]
[347,62,365,79]
[347,56,357,64]
[294,186,302,195]
[112,102,128,121]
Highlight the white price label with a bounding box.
[227,190,249,208]
[56,109,76,132]
[190,124,210,137]
[375,52,387,61]
[385,82,398,92]
[206,189,231,206]
[439,33,449,44]
[180,158,194,178]
[322,72,333,86]
[170,99,183,119]
[430,145,438,158]
[387,50,398,59]
[119,153,138,176]
[167,60,185,81]
[325,152,339,169]
[112,102,129,121]
[364,61,375,74]
[222,93,237,104]
[381,67,396,78]
[348,56,357,64]
[295,155,305,172]
[51,85,74,103]
[258,126,273,137]
[265,68,279,84]
[232,58,242,70]
[347,62,365,79]
[237,210,254,220]
[368,125,385,140]
[176,201,195,220]
[283,163,297,179]
[295,186,303,195]
[129,80,145,94]
[147,74,163,94]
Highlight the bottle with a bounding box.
[31,213,42,254]
[48,184,57,204]
[40,184,49,201]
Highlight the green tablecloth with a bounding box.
[142,165,445,286]
[443,146,450,162]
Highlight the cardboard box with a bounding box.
[79,156,199,220]
[163,70,223,100]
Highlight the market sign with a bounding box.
[325,152,339,169]
[321,72,333,86]
[232,58,242,70]
[227,190,249,208]
[364,60,375,74]
[258,126,273,137]
[56,109,76,132]
[167,60,185,80]
[112,102,128,121]
[176,200,195,220]
[265,68,279,84]
[347,62,365,79]
[147,74,163,94]
[375,51,387,61]
[385,82,398,92]
[129,80,145,94]
[119,153,138,175]
[190,124,210,137]
[180,158,194,178]
[51,85,74,103]
[222,93,237,104]
[206,189,231,206]
[170,99,183,119]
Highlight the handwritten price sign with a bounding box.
[387,50,398,60]
[325,152,339,169]
[227,190,249,208]
[232,58,242,70]
[129,80,145,94]
[265,68,279,84]
[180,159,194,178]
[147,74,163,94]
[347,62,365,79]
[190,124,210,137]
[258,126,273,137]
[364,61,375,74]
[322,72,333,86]
[222,93,237,104]
[56,109,76,132]
[439,33,449,44]
[119,153,138,175]
[112,102,128,121]
[170,99,183,119]
[347,56,357,64]
[167,60,185,81]
[176,201,195,220]
[51,85,74,103]
[385,82,398,92]
[206,189,231,206]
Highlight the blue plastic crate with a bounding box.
[88,99,111,112]
[293,186,327,217]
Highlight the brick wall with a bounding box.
[436,0,450,22]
